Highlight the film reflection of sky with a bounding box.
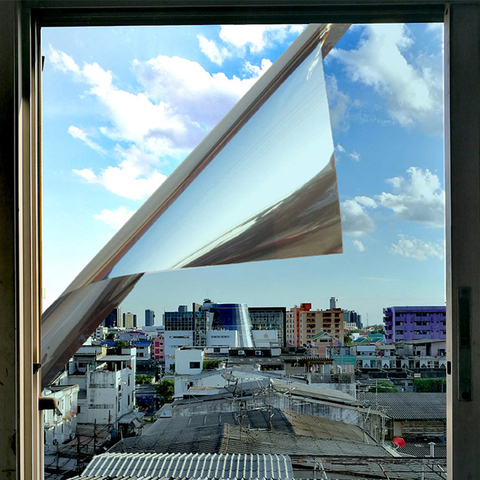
[108,41,336,278]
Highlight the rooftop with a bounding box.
[81,453,293,480]
[358,393,446,420]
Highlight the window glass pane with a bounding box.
[42,24,343,387]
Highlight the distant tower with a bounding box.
[145,309,155,326]
[123,312,135,329]
[330,297,338,309]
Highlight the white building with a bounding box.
[252,329,279,348]
[43,383,79,452]
[175,348,204,375]
[206,329,238,347]
[164,331,194,372]
[59,345,139,434]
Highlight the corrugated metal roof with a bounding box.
[81,453,293,480]
[76,477,282,480]
[358,393,446,420]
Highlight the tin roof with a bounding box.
[358,392,446,420]
[81,453,293,480]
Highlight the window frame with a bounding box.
[1,1,476,479]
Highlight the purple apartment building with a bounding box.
[383,306,446,344]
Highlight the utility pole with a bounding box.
[93,419,97,455]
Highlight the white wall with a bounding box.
[164,331,194,371]
[207,330,237,347]
[175,349,204,375]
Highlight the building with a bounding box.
[249,306,286,346]
[344,309,363,329]
[164,303,209,346]
[153,334,165,362]
[103,307,122,328]
[383,306,447,345]
[330,297,338,309]
[298,307,345,346]
[59,345,139,435]
[164,331,194,372]
[201,301,254,348]
[145,309,155,326]
[42,383,79,452]
[287,303,312,347]
[123,312,137,329]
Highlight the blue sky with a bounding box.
[42,23,445,325]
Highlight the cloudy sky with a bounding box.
[42,23,445,325]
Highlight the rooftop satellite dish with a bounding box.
[392,437,406,448]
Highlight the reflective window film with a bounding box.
[42,24,344,387]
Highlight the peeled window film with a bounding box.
[41,24,347,388]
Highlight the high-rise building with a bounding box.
[287,303,312,347]
[164,303,209,346]
[298,308,344,346]
[383,306,446,344]
[103,307,121,328]
[145,309,155,327]
[330,297,338,309]
[248,307,286,346]
[344,309,363,329]
[123,312,136,329]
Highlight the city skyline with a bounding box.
[42,23,445,326]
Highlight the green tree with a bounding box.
[106,332,116,340]
[414,378,446,392]
[203,359,220,370]
[155,379,174,403]
[368,380,397,393]
[114,340,130,349]
[136,374,153,385]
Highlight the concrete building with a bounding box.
[43,383,79,452]
[248,306,286,346]
[330,297,338,309]
[175,347,204,375]
[287,303,312,347]
[123,312,137,329]
[153,334,165,362]
[383,306,447,344]
[207,329,238,347]
[132,340,151,359]
[164,331,194,372]
[59,345,138,433]
[298,307,345,346]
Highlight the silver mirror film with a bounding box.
[42,24,346,388]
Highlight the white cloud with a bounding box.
[377,167,445,227]
[336,144,346,153]
[353,239,366,252]
[48,47,80,75]
[68,126,106,154]
[349,151,360,161]
[93,206,136,230]
[330,24,443,134]
[197,35,232,65]
[74,145,167,200]
[355,196,377,209]
[133,54,268,132]
[341,196,376,236]
[49,47,272,200]
[390,235,444,260]
[326,74,350,131]
[197,25,305,64]
[218,25,301,54]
